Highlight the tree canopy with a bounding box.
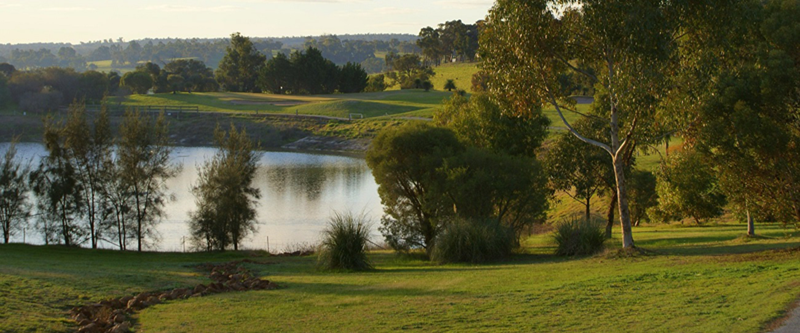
[481,0,678,248]
[190,124,261,251]
[216,33,267,93]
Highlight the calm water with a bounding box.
[3,143,383,252]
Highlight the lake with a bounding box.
[2,143,384,252]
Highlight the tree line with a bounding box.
[1,103,262,251]
[417,19,481,66]
[0,58,220,113]
[0,35,421,74]
[1,105,176,250]
[215,33,370,94]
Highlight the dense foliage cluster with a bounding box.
[189,125,261,251]
[258,47,368,95]
[417,20,481,65]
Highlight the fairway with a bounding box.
[2,224,798,333]
[121,90,453,119]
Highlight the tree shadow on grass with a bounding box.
[655,241,800,257]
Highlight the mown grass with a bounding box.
[140,224,800,333]
[121,90,451,119]
[0,245,250,332]
[2,224,799,333]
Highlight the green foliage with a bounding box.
[62,103,114,249]
[189,124,261,251]
[545,118,615,221]
[30,115,84,246]
[117,110,178,251]
[259,47,364,94]
[435,93,550,157]
[431,217,514,264]
[385,54,435,89]
[471,70,488,93]
[628,170,658,226]
[291,47,339,94]
[417,20,480,65]
[553,216,606,256]
[167,74,184,94]
[670,0,800,225]
[0,62,15,77]
[482,0,677,248]
[654,149,726,224]
[0,140,31,244]
[317,211,373,271]
[364,74,387,92]
[163,59,218,93]
[0,74,11,108]
[366,122,464,255]
[120,71,153,94]
[216,33,267,92]
[421,80,433,92]
[438,147,550,243]
[338,62,368,93]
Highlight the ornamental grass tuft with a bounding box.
[432,217,515,264]
[317,212,373,271]
[553,216,606,256]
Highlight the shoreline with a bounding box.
[0,110,373,155]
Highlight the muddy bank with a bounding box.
[0,110,371,153]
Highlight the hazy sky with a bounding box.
[0,0,495,44]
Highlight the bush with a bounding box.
[431,218,515,264]
[317,212,373,271]
[553,217,606,256]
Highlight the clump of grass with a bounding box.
[553,216,606,256]
[432,218,515,264]
[317,212,373,271]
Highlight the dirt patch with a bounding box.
[70,259,278,333]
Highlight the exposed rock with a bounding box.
[108,321,131,333]
[72,259,278,333]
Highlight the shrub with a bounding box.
[553,217,606,256]
[431,218,515,264]
[317,212,373,271]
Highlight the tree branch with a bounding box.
[617,113,639,158]
[554,54,599,82]
[545,86,613,155]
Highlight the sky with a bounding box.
[0,0,495,44]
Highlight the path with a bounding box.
[770,300,800,333]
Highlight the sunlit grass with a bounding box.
[2,223,798,333]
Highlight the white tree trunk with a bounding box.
[613,156,635,248]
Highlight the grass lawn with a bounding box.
[2,224,799,333]
[121,90,452,119]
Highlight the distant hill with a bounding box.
[0,34,418,58]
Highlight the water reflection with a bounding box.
[4,143,383,252]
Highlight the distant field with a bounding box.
[429,61,481,93]
[2,223,798,332]
[87,57,199,74]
